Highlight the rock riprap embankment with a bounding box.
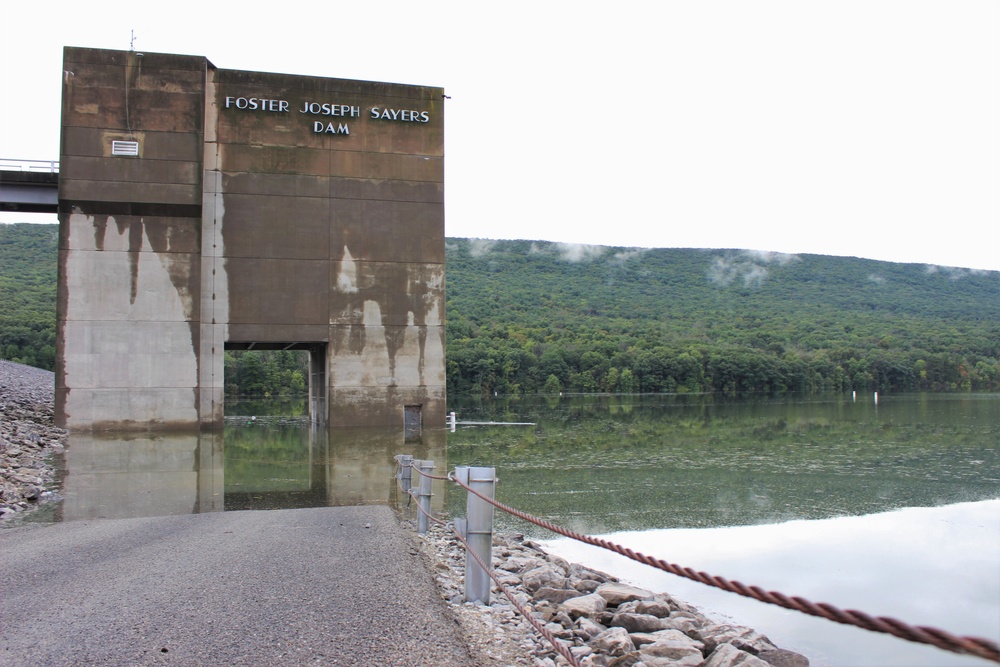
[419,525,810,667]
[0,360,66,522]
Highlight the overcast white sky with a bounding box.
[2,0,998,270]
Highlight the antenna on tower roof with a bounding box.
[129,30,143,57]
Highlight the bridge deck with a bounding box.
[0,169,59,214]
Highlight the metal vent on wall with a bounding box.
[112,141,139,156]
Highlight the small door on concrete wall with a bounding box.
[404,405,423,439]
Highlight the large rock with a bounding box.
[534,586,584,604]
[522,564,568,591]
[646,629,704,651]
[638,636,704,664]
[639,642,705,667]
[576,616,608,640]
[636,629,705,666]
[619,598,672,619]
[609,612,665,633]
[561,593,608,618]
[595,582,654,606]
[703,643,772,667]
[759,648,810,667]
[590,627,636,657]
[627,632,660,647]
[572,578,604,594]
[543,621,574,639]
[697,624,778,655]
[546,554,572,571]
[607,653,643,667]
[660,614,701,635]
[496,555,539,573]
[641,660,698,667]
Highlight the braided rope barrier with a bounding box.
[445,515,583,667]
[397,472,582,667]
[447,471,1000,664]
[409,464,450,482]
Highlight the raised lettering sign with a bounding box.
[224,96,290,112]
[370,107,431,123]
[223,93,432,137]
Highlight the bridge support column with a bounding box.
[309,345,327,426]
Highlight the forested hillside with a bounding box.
[0,224,57,369]
[1,224,998,394]
[445,239,1000,394]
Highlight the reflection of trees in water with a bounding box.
[224,420,316,501]
[225,396,309,417]
[445,394,1000,536]
[221,414,447,512]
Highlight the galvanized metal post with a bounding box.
[416,459,434,534]
[455,465,496,604]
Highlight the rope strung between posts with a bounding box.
[408,463,450,482]
[398,474,582,667]
[448,471,1000,664]
[445,513,583,667]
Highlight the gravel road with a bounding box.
[0,505,474,666]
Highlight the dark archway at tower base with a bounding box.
[224,342,327,425]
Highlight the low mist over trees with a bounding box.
[2,225,997,395]
[445,239,999,395]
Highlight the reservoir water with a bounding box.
[40,392,1000,666]
[445,393,999,667]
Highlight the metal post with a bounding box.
[416,459,434,535]
[455,465,496,604]
[395,454,413,494]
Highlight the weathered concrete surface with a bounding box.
[0,506,472,666]
[57,47,446,431]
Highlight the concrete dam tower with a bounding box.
[55,47,446,430]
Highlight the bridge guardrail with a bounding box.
[0,159,59,173]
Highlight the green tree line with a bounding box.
[2,225,998,395]
[444,239,1000,395]
[0,224,57,369]
[224,350,307,397]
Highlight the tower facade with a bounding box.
[56,47,445,430]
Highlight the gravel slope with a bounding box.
[0,360,66,521]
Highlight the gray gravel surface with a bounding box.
[0,360,55,403]
[0,505,474,666]
[0,360,66,521]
